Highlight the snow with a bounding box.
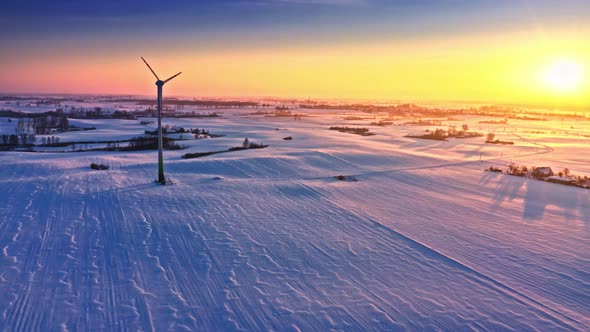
[0,103,589,331]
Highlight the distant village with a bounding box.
[487,164,590,189]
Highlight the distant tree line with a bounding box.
[133,99,260,108]
[68,108,136,119]
[30,115,69,134]
[0,134,62,147]
[0,134,33,146]
[1,107,222,122]
[329,127,374,136]
[120,136,181,151]
[6,112,69,135]
[182,138,268,159]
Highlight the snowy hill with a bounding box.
[0,106,588,331]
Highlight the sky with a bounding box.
[1,0,589,108]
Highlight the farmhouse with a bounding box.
[532,167,553,179]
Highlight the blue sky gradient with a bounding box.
[3,0,588,49]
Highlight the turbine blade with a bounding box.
[163,72,182,84]
[141,57,160,80]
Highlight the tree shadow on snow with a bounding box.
[522,180,548,220]
[479,170,502,185]
[488,173,590,224]
[457,144,485,160]
[523,180,590,223]
[490,174,527,206]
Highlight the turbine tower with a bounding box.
[141,57,181,184]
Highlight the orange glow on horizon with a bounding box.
[1,31,589,109]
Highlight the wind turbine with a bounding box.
[141,57,182,184]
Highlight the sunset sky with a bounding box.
[1,0,589,108]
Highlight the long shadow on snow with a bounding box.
[523,180,590,222]
[479,169,502,185]
[488,174,527,205]
[487,172,590,223]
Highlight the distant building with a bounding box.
[546,176,577,185]
[532,167,553,179]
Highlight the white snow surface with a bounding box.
[0,108,589,331]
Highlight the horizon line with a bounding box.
[0,91,588,112]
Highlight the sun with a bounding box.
[541,59,584,93]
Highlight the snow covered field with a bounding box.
[0,104,589,331]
